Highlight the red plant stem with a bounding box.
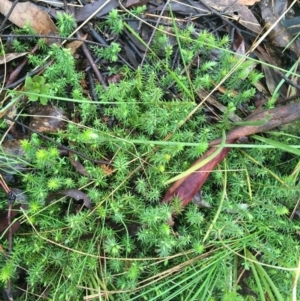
[5,44,39,87]
[0,179,10,194]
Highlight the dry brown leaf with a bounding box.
[0,245,7,256]
[107,73,123,84]
[101,164,114,176]
[46,189,92,209]
[65,34,88,55]
[59,189,92,209]
[32,0,64,8]
[0,0,58,35]
[232,30,257,78]
[0,52,28,65]
[3,104,17,126]
[260,0,300,54]
[232,30,245,55]
[27,104,67,133]
[238,0,260,5]
[125,0,150,8]
[69,152,89,176]
[0,140,26,180]
[201,0,262,33]
[75,0,119,22]
[254,46,287,96]
[254,51,278,95]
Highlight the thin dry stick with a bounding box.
[76,31,107,89]
[0,0,19,33]
[140,0,171,66]
[290,197,300,220]
[292,259,300,301]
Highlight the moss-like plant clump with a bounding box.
[0,9,299,301]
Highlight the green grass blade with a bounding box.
[254,263,285,301]
[249,260,266,301]
[165,130,226,184]
[247,250,285,301]
[252,135,300,156]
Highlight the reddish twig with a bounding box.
[5,44,39,87]
[163,102,300,207]
[210,102,300,146]
[76,31,107,89]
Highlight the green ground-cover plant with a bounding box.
[0,8,300,301]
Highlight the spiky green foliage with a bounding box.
[0,12,299,301]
